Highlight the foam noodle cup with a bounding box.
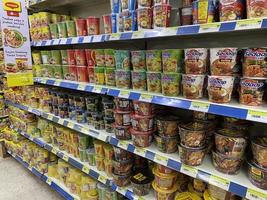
[67,50,76,65]
[75,19,87,36]
[207,76,234,103]
[210,48,238,75]
[75,49,87,66]
[131,71,147,91]
[247,0,267,18]
[131,50,146,71]
[57,22,67,38]
[251,136,267,168]
[147,72,162,93]
[182,74,205,99]
[239,77,265,106]
[115,70,131,89]
[49,24,59,39]
[86,16,100,35]
[137,8,153,30]
[162,49,184,73]
[184,48,208,74]
[162,73,181,97]
[146,50,162,72]
[242,48,267,78]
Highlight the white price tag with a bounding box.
[109,33,121,41]
[82,166,90,174]
[58,118,65,125]
[93,35,103,42]
[199,23,220,33]
[92,86,102,93]
[54,80,61,86]
[132,30,144,39]
[47,114,54,121]
[134,147,146,157]
[139,93,153,103]
[246,110,267,123]
[119,90,130,99]
[154,154,168,166]
[246,189,267,200]
[190,102,210,112]
[236,19,262,30]
[160,27,178,36]
[180,165,198,178]
[77,84,86,91]
[46,177,52,185]
[209,175,230,191]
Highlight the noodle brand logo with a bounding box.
[209,78,226,87]
[162,75,175,82]
[3,0,21,13]
[148,73,160,80]
[216,49,236,59]
[184,76,196,84]
[241,80,264,89]
[186,50,204,59]
[162,52,171,58]
[244,49,267,60]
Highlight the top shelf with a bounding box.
[31,18,267,47]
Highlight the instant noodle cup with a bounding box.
[219,0,245,21]
[32,51,42,65]
[184,48,208,74]
[67,50,76,65]
[86,16,100,35]
[123,10,138,32]
[77,66,89,82]
[162,73,181,97]
[210,48,238,75]
[60,50,68,65]
[147,72,162,93]
[102,14,112,34]
[104,117,115,133]
[156,115,179,137]
[66,21,77,37]
[94,141,104,156]
[115,70,131,89]
[115,50,130,70]
[112,158,133,174]
[57,22,67,38]
[138,0,152,7]
[251,136,267,168]
[207,76,235,103]
[162,49,183,73]
[105,68,116,86]
[131,71,147,91]
[69,65,78,81]
[153,4,172,28]
[192,0,215,24]
[156,164,176,174]
[215,129,247,157]
[41,50,52,64]
[113,146,133,161]
[137,8,153,30]
[247,0,267,18]
[88,67,95,83]
[95,156,105,171]
[212,151,243,174]
[152,181,179,200]
[75,18,87,36]
[247,159,267,190]
[50,50,61,65]
[103,145,114,160]
[240,78,265,106]
[75,49,87,66]
[182,74,205,99]
[94,67,105,85]
[114,109,131,126]
[179,122,206,148]
[146,50,162,72]
[133,101,154,116]
[131,113,154,131]
[242,48,267,78]
[114,125,131,140]
[180,7,193,25]
[175,192,202,200]
[49,24,59,39]
[114,97,131,111]
[112,170,131,187]
[130,128,154,147]
[131,50,146,71]
[104,49,115,67]
[178,144,206,166]
[131,172,152,196]
[155,134,178,153]
[95,49,105,66]
[85,49,96,67]
[54,65,63,79]
[153,167,177,189]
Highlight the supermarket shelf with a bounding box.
[10,126,154,200]
[7,150,79,200]
[31,18,267,47]
[35,77,267,123]
[6,100,267,200]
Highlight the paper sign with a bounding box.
[0,0,33,87]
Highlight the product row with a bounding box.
[28,0,267,41]
[4,85,267,191]
[2,111,256,200]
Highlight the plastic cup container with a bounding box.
[178,144,206,166]
[130,128,154,148]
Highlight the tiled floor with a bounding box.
[0,156,62,200]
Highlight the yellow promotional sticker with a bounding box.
[7,72,33,87]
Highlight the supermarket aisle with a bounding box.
[0,157,62,200]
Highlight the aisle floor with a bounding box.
[0,156,63,200]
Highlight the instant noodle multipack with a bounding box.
[32,47,267,106]
[4,84,267,194]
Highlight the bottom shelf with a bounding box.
[7,150,80,200]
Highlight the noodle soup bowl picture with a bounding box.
[3,29,26,48]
